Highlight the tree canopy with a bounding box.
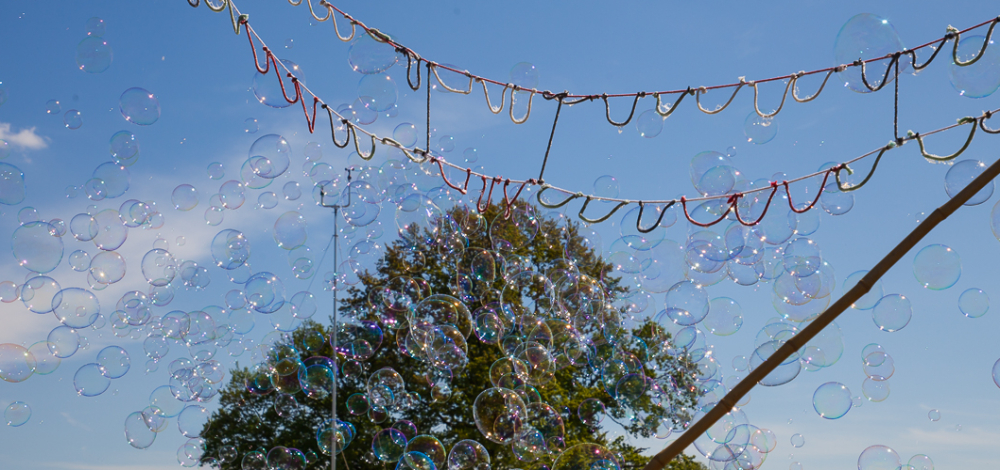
[200,202,707,470]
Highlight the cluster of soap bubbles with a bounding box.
[859,344,893,403]
[76,17,112,74]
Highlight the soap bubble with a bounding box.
[509,62,539,89]
[473,387,527,444]
[813,382,852,419]
[124,411,157,449]
[665,280,710,326]
[258,192,278,209]
[47,325,79,358]
[358,73,398,112]
[862,377,890,402]
[372,428,407,462]
[783,238,821,277]
[438,135,455,153]
[172,184,199,211]
[844,270,883,309]
[872,294,911,332]
[245,118,259,133]
[857,445,900,470]
[949,35,1000,98]
[12,221,64,273]
[85,17,106,37]
[208,162,224,180]
[74,363,111,397]
[27,341,59,374]
[790,433,804,448]
[0,162,25,205]
[348,34,398,74]
[109,131,140,166]
[178,405,210,438]
[913,244,960,290]
[274,211,308,250]
[0,344,35,383]
[593,175,620,198]
[45,99,61,114]
[703,297,742,336]
[577,398,605,426]
[945,159,993,205]
[64,110,83,129]
[908,455,934,470]
[448,439,490,470]
[249,134,291,179]
[96,346,130,379]
[635,109,663,138]
[253,59,305,108]
[958,287,989,318]
[393,123,418,147]
[833,14,909,93]
[993,358,1000,388]
[52,287,101,328]
[5,402,30,427]
[744,112,778,144]
[119,87,161,125]
[928,410,941,421]
[463,147,478,163]
[76,37,113,73]
[551,444,618,470]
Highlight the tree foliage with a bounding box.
[201,203,707,470]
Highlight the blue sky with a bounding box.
[1,1,1000,469]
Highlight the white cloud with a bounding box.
[0,122,48,149]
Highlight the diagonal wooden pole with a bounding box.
[643,145,1000,470]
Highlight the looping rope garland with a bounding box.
[193,0,1000,129]
[211,1,1000,231]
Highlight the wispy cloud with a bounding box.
[60,412,93,432]
[0,122,48,149]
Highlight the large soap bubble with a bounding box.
[12,221,63,273]
[812,382,852,419]
[913,244,961,290]
[949,35,1000,98]
[119,87,160,125]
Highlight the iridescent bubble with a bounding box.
[0,344,35,383]
[253,59,305,108]
[844,270,884,310]
[744,112,778,144]
[124,411,156,449]
[27,341,59,374]
[834,14,909,93]
[928,409,941,421]
[76,37,113,73]
[448,439,490,470]
[949,35,1000,98]
[64,110,83,129]
[438,135,455,153]
[945,159,993,205]
[509,62,539,89]
[5,402,30,427]
[74,363,110,397]
[274,211,307,250]
[577,398,605,426]
[908,455,934,470]
[0,162,25,205]
[783,237,821,277]
[248,134,291,179]
[913,244,961,290]
[258,192,278,209]
[178,405,210,438]
[109,131,140,166]
[46,325,79,359]
[45,99,61,114]
[245,118,258,133]
[703,297,742,336]
[392,122,417,147]
[85,17,106,37]
[813,382,852,419]
[635,109,663,138]
[958,287,989,318]
[96,345,130,379]
[373,428,408,462]
[89,251,126,285]
[211,229,250,270]
[52,287,101,328]
[790,433,805,448]
[862,377,890,402]
[665,280,710,326]
[857,445,900,470]
[207,162,224,180]
[172,184,198,211]
[348,33,398,74]
[12,221,64,273]
[119,87,160,125]
[593,175,620,198]
[358,73,398,112]
[872,294,911,332]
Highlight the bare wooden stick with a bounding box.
[642,134,1000,470]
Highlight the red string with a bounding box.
[298,86,320,133]
[501,178,533,219]
[477,176,500,214]
[432,158,471,194]
[732,184,779,226]
[321,3,998,99]
[244,20,270,74]
[784,168,835,214]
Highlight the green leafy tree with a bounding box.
[201,203,706,470]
